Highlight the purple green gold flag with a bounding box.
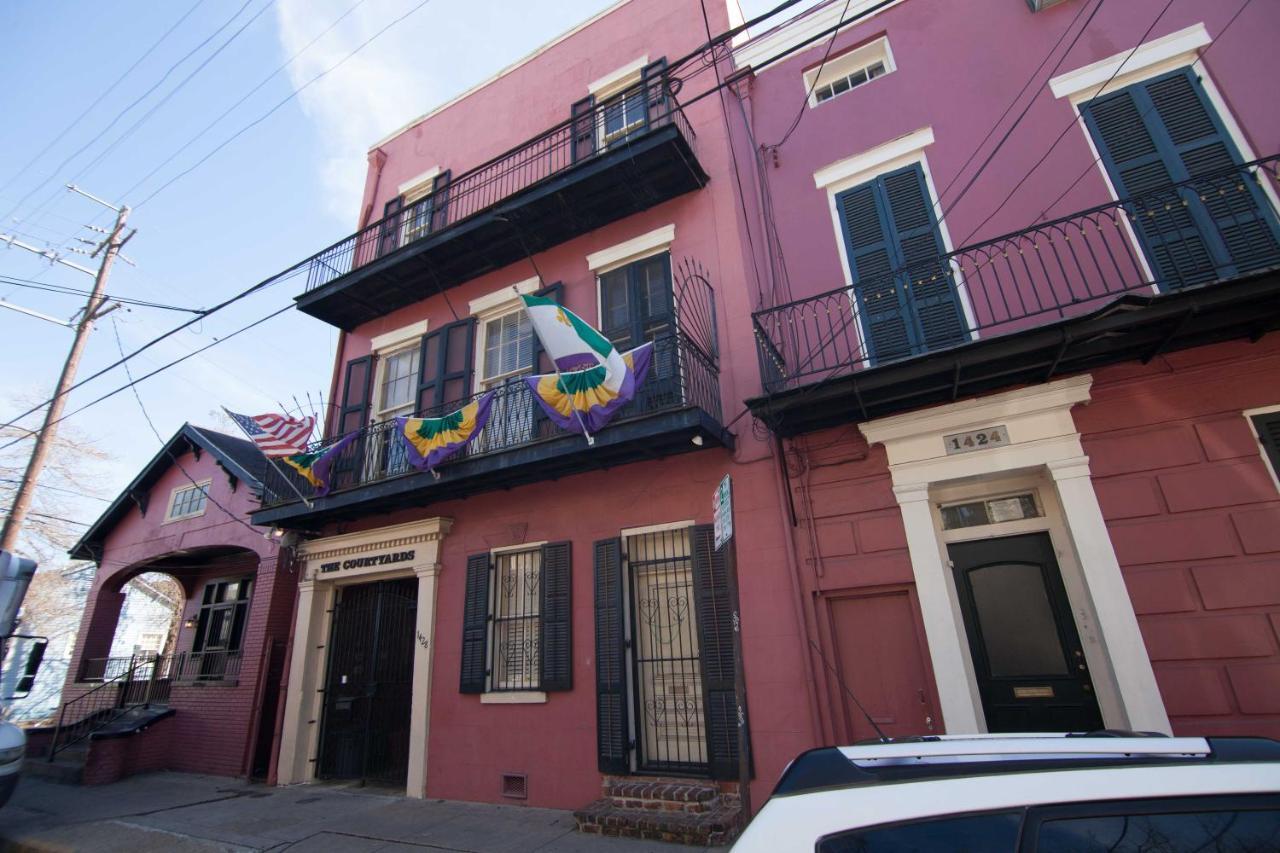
[524,341,654,434]
[395,391,495,473]
[280,430,358,497]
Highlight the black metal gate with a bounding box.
[626,528,709,775]
[317,578,417,786]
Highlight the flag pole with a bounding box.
[516,287,596,446]
[222,406,314,508]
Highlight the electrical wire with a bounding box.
[0,509,89,527]
[1,0,256,229]
[763,0,857,151]
[955,0,1176,246]
[0,274,205,314]
[0,477,110,503]
[0,0,206,199]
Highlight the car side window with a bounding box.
[817,811,1022,852]
[1029,794,1280,845]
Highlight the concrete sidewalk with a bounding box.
[0,773,717,852]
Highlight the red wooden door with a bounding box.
[828,590,936,742]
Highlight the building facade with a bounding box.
[50,425,297,785]
[736,0,1280,746]
[254,0,812,839]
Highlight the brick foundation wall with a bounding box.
[82,717,177,786]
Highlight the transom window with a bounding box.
[490,548,542,691]
[815,60,886,103]
[379,346,420,415]
[167,481,209,521]
[941,492,1042,530]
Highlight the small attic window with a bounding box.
[805,36,895,108]
[166,480,210,522]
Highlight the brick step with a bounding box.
[24,750,86,786]
[575,796,743,847]
[603,777,722,813]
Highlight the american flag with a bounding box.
[225,410,315,457]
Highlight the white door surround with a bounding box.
[859,376,1170,735]
[276,517,453,798]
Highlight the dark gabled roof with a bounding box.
[68,423,266,562]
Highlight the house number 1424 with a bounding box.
[944,425,1009,455]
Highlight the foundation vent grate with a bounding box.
[501,772,528,799]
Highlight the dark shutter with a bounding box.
[594,537,629,773]
[337,355,375,435]
[416,318,476,415]
[641,57,668,128]
[690,524,739,781]
[836,164,966,364]
[431,169,452,232]
[1081,67,1280,288]
[539,541,572,692]
[460,552,491,694]
[571,95,596,163]
[1252,413,1280,483]
[377,196,403,257]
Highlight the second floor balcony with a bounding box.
[253,330,728,527]
[750,157,1280,435]
[293,67,706,330]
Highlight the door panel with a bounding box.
[828,590,936,741]
[948,533,1103,733]
[318,578,417,786]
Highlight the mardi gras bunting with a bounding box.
[280,431,358,497]
[395,391,495,473]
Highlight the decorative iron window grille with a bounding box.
[489,548,543,691]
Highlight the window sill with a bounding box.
[480,691,547,704]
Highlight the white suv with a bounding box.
[732,733,1280,852]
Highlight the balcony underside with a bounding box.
[297,125,708,330]
[251,407,731,528]
[748,270,1280,437]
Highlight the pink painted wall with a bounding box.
[312,0,819,810]
[64,443,297,780]
[736,0,1280,310]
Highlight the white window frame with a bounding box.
[481,540,549,704]
[470,277,541,395]
[587,225,677,329]
[812,127,978,356]
[1243,405,1280,495]
[373,342,420,421]
[803,36,895,108]
[1049,21,1280,286]
[590,56,649,149]
[165,479,211,523]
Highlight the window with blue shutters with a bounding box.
[834,163,968,364]
[1081,67,1280,290]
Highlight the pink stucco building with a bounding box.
[47,425,296,786]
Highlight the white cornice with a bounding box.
[734,0,908,73]
[586,224,676,273]
[1049,22,1211,100]
[298,517,454,561]
[468,277,540,317]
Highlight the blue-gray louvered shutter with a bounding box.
[430,169,452,232]
[641,58,668,128]
[690,524,743,781]
[539,541,572,692]
[378,196,403,257]
[837,182,910,362]
[594,537,629,773]
[1082,67,1280,288]
[571,96,596,164]
[460,552,491,694]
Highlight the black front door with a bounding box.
[948,533,1103,733]
[318,578,417,786]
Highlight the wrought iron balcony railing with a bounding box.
[79,651,243,685]
[754,156,1280,393]
[299,75,696,295]
[260,331,721,508]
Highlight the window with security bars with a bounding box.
[167,481,209,521]
[459,543,572,695]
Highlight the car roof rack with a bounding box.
[771,734,1280,798]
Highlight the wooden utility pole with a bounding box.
[1,201,131,552]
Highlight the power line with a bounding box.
[932,0,1105,220]
[0,274,205,314]
[1,0,255,229]
[955,0,1176,246]
[0,477,110,503]
[0,509,88,527]
[0,0,205,200]
[763,0,858,152]
[134,0,439,210]
[118,0,373,203]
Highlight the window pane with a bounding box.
[819,812,1022,853]
[1037,809,1280,852]
[969,563,1067,677]
[381,349,419,411]
[483,311,533,382]
[491,549,542,690]
[601,270,630,333]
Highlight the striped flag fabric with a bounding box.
[225,410,315,457]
